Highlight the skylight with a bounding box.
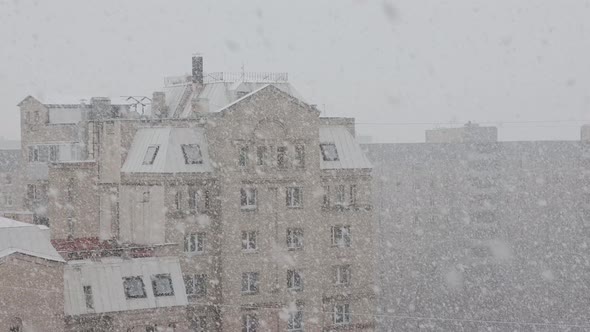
[320,143,339,161]
[182,144,203,164]
[142,145,159,165]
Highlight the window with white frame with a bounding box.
[83,285,94,309]
[189,188,199,212]
[239,146,249,167]
[241,272,259,294]
[320,143,339,161]
[333,303,351,325]
[181,144,203,164]
[242,313,259,332]
[151,273,175,297]
[294,145,305,168]
[3,194,13,207]
[286,187,302,208]
[287,270,303,292]
[349,185,357,206]
[286,228,303,250]
[331,226,351,247]
[277,146,288,168]
[240,188,257,210]
[242,231,257,251]
[334,265,351,285]
[123,276,147,299]
[322,185,330,208]
[184,232,205,253]
[287,309,304,332]
[184,274,207,298]
[175,190,183,211]
[142,145,159,165]
[335,185,346,205]
[256,146,267,166]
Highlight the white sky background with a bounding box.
[1,0,589,143]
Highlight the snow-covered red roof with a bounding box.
[0,216,65,262]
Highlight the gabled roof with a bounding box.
[121,127,213,174]
[0,217,65,262]
[319,126,373,170]
[64,256,187,315]
[165,81,304,117]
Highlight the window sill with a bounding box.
[241,291,259,296]
[287,247,304,251]
[287,206,303,209]
[240,207,257,212]
[242,249,258,254]
[184,251,206,256]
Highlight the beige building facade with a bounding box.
[13,57,377,331]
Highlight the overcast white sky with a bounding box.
[1,0,589,142]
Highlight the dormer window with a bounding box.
[320,143,339,161]
[181,144,203,164]
[143,145,159,165]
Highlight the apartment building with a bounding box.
[365,123,590,331]
[0,139,25,216]
[15,56,377,331]
[0,216,65,331]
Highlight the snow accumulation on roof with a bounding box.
[164,81,304,117]
[0,216,65,262]
[64,256,187,315]
[34,95,135,106]
[121,127,213,174]
[319,126,373,170]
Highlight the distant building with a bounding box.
[365,123,590,330]
[15,56,377,331]
[0,216,65,331]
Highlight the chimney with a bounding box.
[89,97,112,120]
[192,55,203,85]
[152,92,168,118]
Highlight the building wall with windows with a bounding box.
[365,126,590,330]
[0,148,24,213]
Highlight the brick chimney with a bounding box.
[151,92,168,118]
[192,55,203,85]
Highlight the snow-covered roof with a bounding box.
[0,216,65,262]
[319,126,373,170]
[33,95,135,106]
[164,81,304,117]
[121,127,213,174]
[64,256,187,315]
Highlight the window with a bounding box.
[239,146,248,167]
[142,190,150,203]
[184,274,207,298]
[123,276,147,299]
[27,184,38,201]
[256,146,267,166]
[4,194,13,207]
[331,226,351,247]
[142,145,159,165]
[320,143,339,161]
[287,228,304,250]
[349,185,357,206]
[49,145,59,162]
[335,185,346,205]
[181,144,203,164]
[28,145,39,162]
[240,188,257,210]
[333,304,351,325]
[241,272,259,294]
[334,265,351,285]
[151,274,175,297]
[204,190,211,210]
[287,270,303,292]
[287,309,304,332]
[294,145,305,168]
[190,316,208,332]
[242,231,257,251]
[242,313,259,332]
[175,190,183,210]
[322,186,330,208]
[83,285,94,309]
[9,318,22,332]
[189,189,199,212]
[277,146,287,168]
[66,178,74,203]
[184,232,206,253]
[286,187,302,208]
